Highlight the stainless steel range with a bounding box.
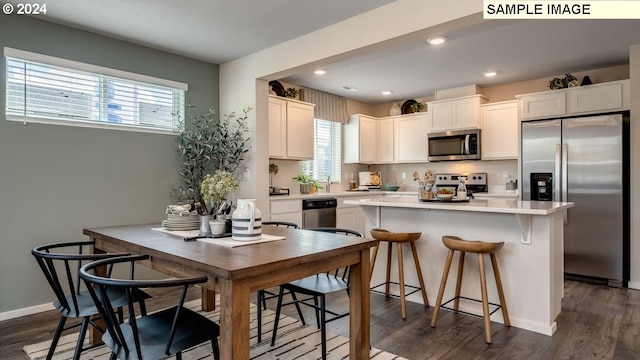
[435,173,488,197]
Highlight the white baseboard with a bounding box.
[0,303,54,322]
[628,281,640,290]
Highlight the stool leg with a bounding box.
[490,253,510,327]
[453,251,465,311]
[410,242,429,306]
[369,242,379,281]
[431,248,454,328]
[397,242,407,319]
[478,253,492,344]
[385,242,392,296]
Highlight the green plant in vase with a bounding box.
[293,174,323,194]
[172,106,252,213]
[201,170,238,215]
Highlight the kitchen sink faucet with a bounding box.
[326,176,331,193]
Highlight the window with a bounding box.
[302,118,341,183]
[4,47,186,133]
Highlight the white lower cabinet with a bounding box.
[269,199,303,228]
[336,196,368,235]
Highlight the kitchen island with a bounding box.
[344,196,574,336]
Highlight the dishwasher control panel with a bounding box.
[302,198,337,210]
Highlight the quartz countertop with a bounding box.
[344,196,573,215]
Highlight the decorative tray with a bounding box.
[419,198,470,203]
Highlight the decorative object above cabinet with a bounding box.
[516,79,629,120]
[268,95,315,160]
[427,94,488,133]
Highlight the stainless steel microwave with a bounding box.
[428,129,481,161]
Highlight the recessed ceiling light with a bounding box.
[314,69,326,75]
[483,71,498,77]
[382,90,393,95]
[427,37,446,45]
[342,86,359,92]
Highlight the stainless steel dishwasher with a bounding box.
[302,198,337,229]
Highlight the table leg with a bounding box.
[219,279,251,359]
[201,287,216,311]
[90,243,106,346]
[350,249,371,359]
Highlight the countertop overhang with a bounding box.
[344,197,574,215]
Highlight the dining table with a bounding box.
[83,223,376,360]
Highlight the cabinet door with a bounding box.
[269,212,303,227]
[286,101,314,159]
[567,81,624,114]
[519,92,566,120]
[268,97,287,158]
[394,113,427,162]
[481,101,518,160]
[359,117,377,163]
[377,118,394,163]
[452,97,480,129]
[427,101,452,133]
[336,207,356,231]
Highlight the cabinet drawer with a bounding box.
[270,199,302,214]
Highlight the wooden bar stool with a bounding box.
[430,235,510,343]
[369,228,428,319]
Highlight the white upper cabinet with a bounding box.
[268,97,287,158]
[377,118,394,163]
[517,79,629,120]
[427,95,488,133]
[344,114,378,164]
[268,95,315,160]
[345,113,427,164]
[481,101,518,160]
[394,112,428,162]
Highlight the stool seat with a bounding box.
[370,229,421,243]
[442,235,504,253]
[431,235,510,344]
[369,228,428,319]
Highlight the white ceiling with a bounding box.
[15,0,640,105]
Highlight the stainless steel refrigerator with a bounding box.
[521,113,629,287]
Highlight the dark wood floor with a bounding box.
[2,280,640,359]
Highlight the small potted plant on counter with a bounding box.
[293,174,324,194]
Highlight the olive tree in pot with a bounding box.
[172,106,252,214]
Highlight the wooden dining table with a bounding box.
[83,223,376,360]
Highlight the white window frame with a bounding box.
[4,47,187,135]
[302,118,342,185]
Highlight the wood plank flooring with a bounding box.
[1,280,640,360]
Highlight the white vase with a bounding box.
[232,199,262,241]
[390,102,401,116]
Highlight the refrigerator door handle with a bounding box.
[562,143,568,224]
[554,144,562,202]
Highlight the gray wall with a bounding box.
[0,16,219,312]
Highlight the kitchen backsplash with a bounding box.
[269,159,517,194]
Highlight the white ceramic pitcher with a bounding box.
[232,199,262,241]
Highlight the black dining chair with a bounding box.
[32,241,151,360]
[270,227,364,360]
[256,221,303,342]
[79,254,220,360]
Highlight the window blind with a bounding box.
[4,47,186,133]
[302,118,342,183]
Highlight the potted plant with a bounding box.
[172,106,252,212]
[293,174,324,194]
[410,102,425,113]
[269,163,279,193]
[201,170,238,216]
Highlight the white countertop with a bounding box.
[268,190,413,201]
[344,196,573,215]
